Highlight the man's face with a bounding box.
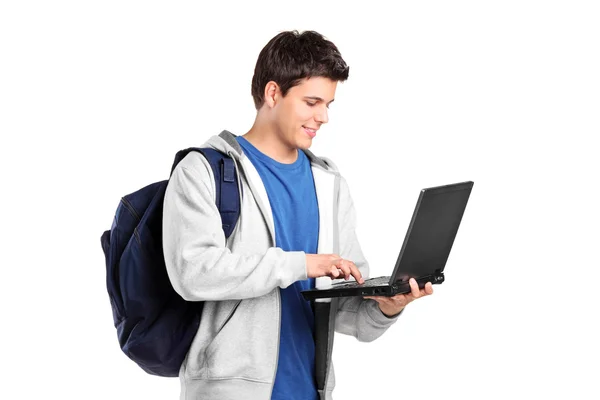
[271,76,337,150]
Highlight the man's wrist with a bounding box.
[380,304,404,318]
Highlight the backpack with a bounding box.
[100,147,241,377]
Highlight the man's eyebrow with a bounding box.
[304,96,335,105]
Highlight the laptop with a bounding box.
[301,181,474,300]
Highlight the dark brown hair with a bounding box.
[251,30,350,109]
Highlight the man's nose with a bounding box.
[315,107,329,124]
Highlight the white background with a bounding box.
[1,1,599,399]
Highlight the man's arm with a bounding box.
[162,152,306,301]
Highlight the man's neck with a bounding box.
[242,124,298,164]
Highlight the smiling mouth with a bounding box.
[303,126,318,138]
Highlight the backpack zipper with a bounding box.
[121,197,141,222]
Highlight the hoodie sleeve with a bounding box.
[334,175,403,342]
[162,152,307,301]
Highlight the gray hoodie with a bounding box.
[162,131,400,399]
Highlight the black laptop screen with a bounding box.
[391,183,472,283]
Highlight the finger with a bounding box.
[363,296,380,303]
[424,282,434,295]
[347,260,364,284]
[389,294,409,307]
[363,296,385,304]
[409,278,421,298]
[391,293,408,301]
[338,260,351,280]
[330,256,344,274]
[377,295,396,305]
[418,282,433,296]
[329,265,341,279]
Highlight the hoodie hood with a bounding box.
[204,130,334,172]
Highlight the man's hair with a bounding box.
[251,30,350,110]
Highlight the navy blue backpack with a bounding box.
[100,147,241,377]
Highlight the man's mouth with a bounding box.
[303,126,317,138]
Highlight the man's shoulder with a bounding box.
[171,150,215,184]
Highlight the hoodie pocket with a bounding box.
[207,300,241,350]
[204,299,276,382]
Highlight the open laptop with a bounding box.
[301,181,474,300]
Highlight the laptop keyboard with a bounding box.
[332,276,391,288]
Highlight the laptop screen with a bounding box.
[390,181,473,284]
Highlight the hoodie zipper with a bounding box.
[222,136,340,398]
[268,288,282,398]
[226,148,281,397]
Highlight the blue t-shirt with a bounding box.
[237,136,319,400]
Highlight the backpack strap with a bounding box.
[170,147,241,238]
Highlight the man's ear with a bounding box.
[264,81,279,108]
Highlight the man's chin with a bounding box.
[297,137,313,150]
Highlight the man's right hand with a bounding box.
[305,254,365,283]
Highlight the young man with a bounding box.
[163,30,434,400]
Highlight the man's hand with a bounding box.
[306,254,365,284]
[364,278,434,317]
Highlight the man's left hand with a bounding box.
[364,278,434,317]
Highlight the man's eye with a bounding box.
[306,102,316,107]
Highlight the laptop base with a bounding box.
[301,272,444,301]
